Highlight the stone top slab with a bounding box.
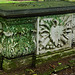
[0,1,75,18]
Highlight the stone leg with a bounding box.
[0,55,3,70]
[32,52,36,68]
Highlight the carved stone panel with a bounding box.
[37,14,74,54]
[0,17,36,58]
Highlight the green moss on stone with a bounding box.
[0,17,36,58]
[61,50,75,57]
[3,59,12,71]
[51,54,61,61]
[54,65,69,72]
[3,55,32,71]
[0,1,75,11]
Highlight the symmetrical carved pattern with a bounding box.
[38,14,74,54]
[0,17,35,58]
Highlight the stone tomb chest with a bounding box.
[0,1,75,63]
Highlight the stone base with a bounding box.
[0,54,3,70]
[2,48,75,71]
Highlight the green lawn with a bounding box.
[0,0,36,3]
[0,0,75,3]
[65,0,75,1]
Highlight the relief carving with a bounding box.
[0,18,35,58]
[38,14,74,54]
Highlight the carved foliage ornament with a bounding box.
[0,17,35,58]
[38,14,73,54]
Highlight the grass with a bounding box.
[0,1,75,10]
[0,1,36,3]
[65,0,75,1]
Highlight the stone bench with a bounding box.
[0,1,75,70]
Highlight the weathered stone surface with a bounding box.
[0,17,36,58]
[2,47,75,71]
[37,14,75,54]
[0,9,75,71]
[3,55,32,71]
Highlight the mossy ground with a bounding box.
[0,48,75,75]
[1,54,75,75]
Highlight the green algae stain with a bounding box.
[0,17,36,58]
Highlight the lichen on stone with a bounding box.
[0,17,36,58]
